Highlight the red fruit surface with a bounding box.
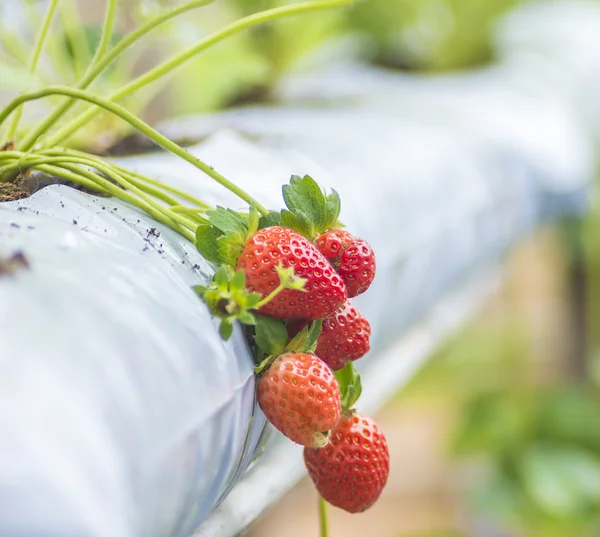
[237,226,346,319]
[257,353,342,447]
[289,301,371,371]
[304,411,390,513]
[315,229,376,298]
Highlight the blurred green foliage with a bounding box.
[346,0,521,71]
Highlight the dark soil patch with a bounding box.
[0,181,31,202]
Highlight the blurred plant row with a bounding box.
[0,0,522,152]
[398,199,600,536]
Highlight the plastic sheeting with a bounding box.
[0,2,598,537]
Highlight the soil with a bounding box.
[0,170,112,203]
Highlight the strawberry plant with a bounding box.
[0,0,389,534]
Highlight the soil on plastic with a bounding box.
[0,179,31,202]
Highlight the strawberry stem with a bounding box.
[37,0,356,150]
[254,284,286,310]
[3,0,60,142]
[0,86,269,215]
[319,495,330,537]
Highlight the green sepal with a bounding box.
[248,204,260,235]
[254,315,288,357]
[258,211,282,229]
[195,207,251,266]
[334,362,363,412]
[278,175,343,239]
[193,266,260,340]
[285,319,323,353]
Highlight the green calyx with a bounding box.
[253,318,323,375]
[258,175,341,240]
[194,262,307,341]
[334,362,363,412]
[193,265,260,339]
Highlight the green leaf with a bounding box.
[219,319,234,340]
[520,445,600,518]
[248,204,260,235]
[206,207,248,235]
[213,265,230,291]
[229,270,246,293]
[282,175,327,233]
[217,232,246,266]
[285,325,311,353]
[324,188,341,229]
[238,311,256,325]
[195,224,225,264]
[334,363,363,411]
[254,315,289,356]
[258,211,282,229]
[305,319,323,353]
[245,293,262,309]
[192,285,208,296]
[280,209,313,239]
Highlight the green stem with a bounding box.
[254,284,285,309]
[34,162,197,243]
[0,152,198,233]
[41,0,355,148]
[19,0,218,151]
[0,86,268,215]
[40,148,212,208]
[319,495,329,537]
[89,0,117,65]
[4,0,60,142]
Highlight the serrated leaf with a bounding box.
[207,207,248,235]
[282,175,327,234]
[280,209,314,239]
[334,363,363,411]
[259,211,282,229]
[254,316,288,356]
[324,189,341,229]
[248,204,260,235]
[219,319,234,340]
[229,270,246,293]
[195,224,225,264]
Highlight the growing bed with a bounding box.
[1,1,600,537]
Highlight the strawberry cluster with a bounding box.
[194,176,389,515]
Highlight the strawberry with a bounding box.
[237,226,347,319]
[304,411,390,513]
[289,301,371,371]
[315,229,376,298]
[256,352,342,447]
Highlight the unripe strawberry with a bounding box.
[257,353,342,447]
[304,411,390,513]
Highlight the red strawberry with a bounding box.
[237,226,347,319]
[257,353,341,447]
[315,229,376,298]
[304,411,390,513]
[289,301,371,371]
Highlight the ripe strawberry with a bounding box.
[289,301,371,371]
[257,353,342,447]
[304,411,390,513]
[237,226,347,319]
[315,229,376,298]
